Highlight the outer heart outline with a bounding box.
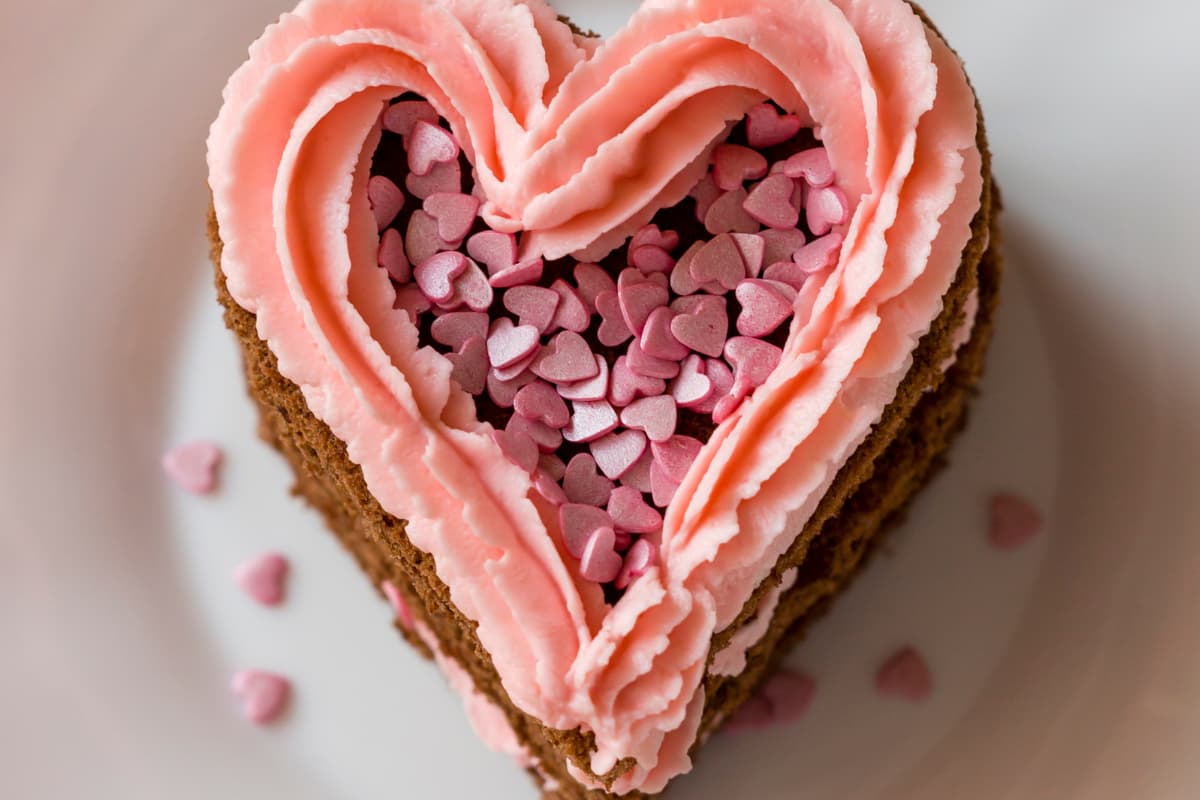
[208,0,983,791]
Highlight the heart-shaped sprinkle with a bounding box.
[504,285,560,333]
[381,580,415,629]
[806,185,850,236]
[407,120,459,176]
[761,669,816,724]
[620,395,677,443]
[539,454,567,482]
[669,241,710,295]
[406,158,462,199]
[631,223,680,253]
[367,175,405,231]
[489,257,545,289]
[431,311,488,350]
[447,337,489,395]
[713,144,769,191]
[630,245,675,274]
[617,269,669,336]
[406,209,458,266]
[558,354,609,402]
[730,233,766,278]
[627,340,680,380]
[746,103,803,148]
[590,429,649,480]
[793,232,844,273]
[377,228,411,284]
[514,381,571,429]
[650,435,703,483]
[607,486,663,533]
[492,428,539,473]
[610,355,667,407]
[743,174,800,230]
[162,440,223,494]
[649,458,681,507]
[467,230,518,275]
[723,693,775,734]
[444,258,493,312]
[393,284,431,323]
[782,147,835,188]
[486,318,540,369]
[690,233,747,291]
[549,279,590,333]
[690,173,722,223]
[532,331,599,384]
[234,552,289,607]
[704,187,760,236]
[594,290,633,347]
[508,413,563,452]
[580,527,623,583]
[382,99,438,139]
[670,354,714,408]
[725,337,783,390]
[670,295,728,358]
[735,279,795,337]
[640,306,689,362]
[231,670,290,725]
[615,538,656,590]
[563,453,615,507]
[559,504,614,558]
[620,449,655,493]
[875,647,933,702]
[574,262,617,312]
[486,368,537,408]
[562,399,619,444]
[693,358,735,415]
[760,228,808,266]
[533,470,569,506]
[424,192,481,243]
[988,493,1043,550]
[491,348,537,381]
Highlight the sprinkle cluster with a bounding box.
[369,98,846,591]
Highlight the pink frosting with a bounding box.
[208,0,981,792]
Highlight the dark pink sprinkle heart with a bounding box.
[761,669,817,725]
[580,527,623,583]
[558,354,609,402]
[617,268,669,336]
[591,429,649,480]
[620,395,678,443]
[231,670,291,725]
[746,103,803,148]
[690,173,722,224]
[382,99,438,138]
[782,147,835,188]
[988,493,1043,550]
[234,552,289,607]
[393,284,432,324]
[559,503,614,558]
[595,290,633,347]
[444,258,493,312]
[504,285,560,333]
[367,175,405,231]
[532,331,599,384]
[162,440,222,494]
[693,358,735,415]
[446,336,488,395]
[649,458,681,507]
[406,209,458,266]
[875,647,933,702]
[539,454,567,482]
[670,354,714,408]
[760,228,808,266]
[735,279,795,337]
[725,337,783,389]
[610,355,666,407]
[670,295,728,358]
[574,262,617,312]
[712,391,744,424]
[806,185,850,236]
[381,580,415,629]
[431,311,488,350]
[486,318,540,369]
[563,453,615,507]
[620,448,655,493]
[486,367,537,408]
[549,279,590,333]
[650,435,703,483]
[377,228,411,284]
[690,233,747,292]
[407,120,459,176]
[533,471,568,506]
[670,241,711,295]
[630,245,675,274]
[492,428,539,473]
[713,143,769,191]
[606,486,663,533]
[743,174,800,230]
[507,412,563,452]
[424,192,480,243]
[631,223,680,253]
[730,233,766,278]
[627,340,680,380]
[704,187,761,236]
[467,230,518,275]
[489,257,545,289]
[406,158,462,200]
[562,399,619,444]
[514,381,571,429]
[723,692,774,734]
[640,306,689,362]
[615,538,656,590]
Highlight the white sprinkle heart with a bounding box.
[486,318,540,369]
[590,429,648,480]
[562,399,619,443]
[670,354,714,408]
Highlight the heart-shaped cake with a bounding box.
[207,0,999,795]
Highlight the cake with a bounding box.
[207,0,999,795]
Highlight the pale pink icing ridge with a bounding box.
[710,568,799,677]
[208,0,981,792]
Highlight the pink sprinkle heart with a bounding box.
[446,336,488,395]
[507,413,563,452]
[627,341,680,380]
[630,245,675,274]
[549,279,590,333]
[730,232,766,278]
[670,295,728,358]
[735,279,795,337]
[650,436,703,483]
[377,228,411,284]
[162,440,223,494]
[606,486,663,533]
[580,527,623,583]
[746,103,803,148]
[806,185,850,236]
[234,552,289,607]
[704,187,761,236]
[532,331,600,384]
[393,284,432,324]
[649,458,681,507]
[504,285,560,333]
[430,311,488,350]
[712,143,769,191]
[725,337,783,390]
[670,354,714,408]
[415,251,469,304]
[406,158,461,200]
[533,470,568,506]
[620,449,655,493]
[558,354,609,402]
[231,670,290,725]
[514,381,571,429]
[405,209,458,265]
[743,174,800,230]
[610,355,666,407]
[367,175,405,231]
[762,669,817,725]
[615,538,656,590]
[486,318,540,369]
[382,99,438,138]
[875,647,933,702]
[563,453,615,507]
[620,395,678,443]
[424,192,480,243]
[407,120,459,176]
[723,693,775,734]
[467,230,518,275]
[590,429,648,481]
[988,493,1043,550]
[693,358,735,415]
[640,306,689,362]
[691,233,748,291]
[574,262,617,312]
[559,504,614,558]
[491,428,539,473]
[486,368,536,408]
[443,259,493,312]
[690,173,722,223]
[381,580,415,629]
[562,399,619,443]
[763,232,844,289]
[539,454,567,482]
[489,257,545,289]
[617,268,669,336]
[630,224,680,253]
[491,348,537,381]
[760,228,808,266]
[595,290,633,347]
[782,147,835,188]
[670,241,711,295]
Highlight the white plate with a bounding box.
[2,1,1198,798]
